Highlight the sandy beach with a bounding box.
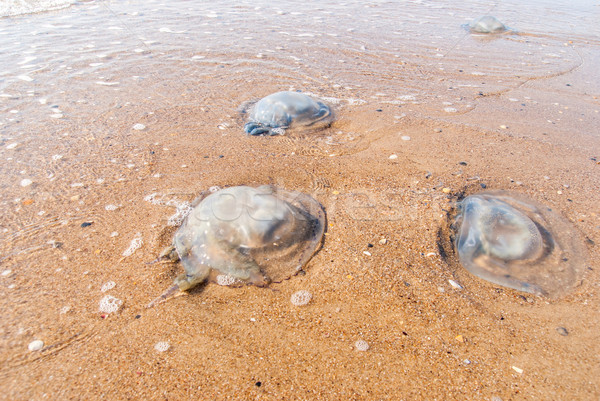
[1,0,599,399]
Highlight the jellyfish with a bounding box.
[467,16,508,34]
[243,91,332,136]
[148,185,325,306]
[454,191,586,297]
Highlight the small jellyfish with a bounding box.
[467,16,508,34]
[454,191,587,297]
[243,91,332,136]
[149,185,325,307]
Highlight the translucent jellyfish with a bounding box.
[467,16,508,34]
[454,191,587,297]
[243,91,332,136]
[148,185,325,307]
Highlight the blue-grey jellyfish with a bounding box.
[467,16,508,34]
[243,91,332,136]
[149,185,325,306]
[454,191,586,297]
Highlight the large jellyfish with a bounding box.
[453,191,586,297]
[149,185,325,306]
[243,91,332,136]
[467,16,508,34]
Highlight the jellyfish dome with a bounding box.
[468,16,508,34]
[454,191,586,297]
[148,185,326,307]
[243,91,332,136]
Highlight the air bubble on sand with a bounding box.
[101,281,116,292]
[401,136,411,141]
[154,341,170,352]
[99,295,123,313]
[291,290,312,306]
[17,75,33,82]
[20,178,32,187]
[133,123,145,130]
[52,154,63,160]
[122,233,142,257]
[444,107,458,113]
[355,340,370,351]
[105,204,119,211]
[60,306,71,314]
[1,269,11,276]
[209,186,221,193]
[6,143,18,149]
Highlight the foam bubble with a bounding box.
[101,281,116,292]
[133,123,146,130]
[290,290,312,306]
[216,274,236,286]
[122,233,142,257]
[355,340,370,351]
[167,201,192,226]
[20,178,33,187]
[99,295,123,313]
[154,341,170,352]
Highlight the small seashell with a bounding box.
[28,340,44,352]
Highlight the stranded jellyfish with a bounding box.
[148,185,325,307]
[454,191,586,297]
[243,91,332,136]
[467,16,508,34]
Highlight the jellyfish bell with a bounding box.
[243,91,332,136]
[148,185,325,307]
[467,16,509,34]
[452,191,587,297]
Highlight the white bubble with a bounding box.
[6,143,18,149]
[355,340,370,351]
[133,123,146,130]
[1,269,11,276]
[154,341,170,352]
[167,201,192,226]
[20,178,33,187]
[401,136,411,141]
[60,306,71,314]
[28,340,44,352]
[99,295,123,313]
[122,233,143,257]
[51,154,63,161]
[105,204,118,211]
[444,107,458,113]
[388,154,398,159]
[290,290,312,306]
[101,281,116,292]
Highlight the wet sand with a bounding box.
[1,1,599,400]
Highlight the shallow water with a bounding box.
[1,0,600,400]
